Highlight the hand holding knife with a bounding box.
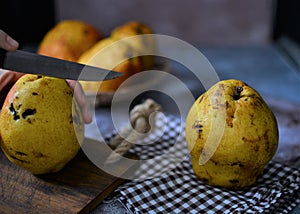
[0,30,121,123]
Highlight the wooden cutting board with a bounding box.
[0,138,138,214]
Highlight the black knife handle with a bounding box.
[0,48,7,68]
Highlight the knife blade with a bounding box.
[0,48,122,81]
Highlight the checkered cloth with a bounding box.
[109,114,300,213]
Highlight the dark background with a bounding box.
[0,0,299,47]
[0,0,55,46]
[273,0,300,43]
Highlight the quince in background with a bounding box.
[111,21,153,38]
[0,75,84,174]
[79,21,155,93]
[111,21,155,70]
[185,79,278,189]
[78,37,143,93]
[37,20,103,62]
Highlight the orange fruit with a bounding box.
[111,21,155,70]
[78,37,143,93]
[38,19,103,62]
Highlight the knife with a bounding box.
[0,48,122,81]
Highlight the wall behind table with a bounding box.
[55,0,274,46]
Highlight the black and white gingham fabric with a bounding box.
[111,114,300,213]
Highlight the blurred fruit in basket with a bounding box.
[185,79,278,189]
[79,21,155,93]
[78,37,143,93]
[111,21,153,38]
[0,74,84,174]
[38,19,103,62]
[111,21,155,70]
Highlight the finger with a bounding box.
[0,72,15,91]
[0,71,24,91]
[0,30,19,51]
[12,71,24,80]
[72,82,92,124]
[81,102,93,124]
[67,80,92,124]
